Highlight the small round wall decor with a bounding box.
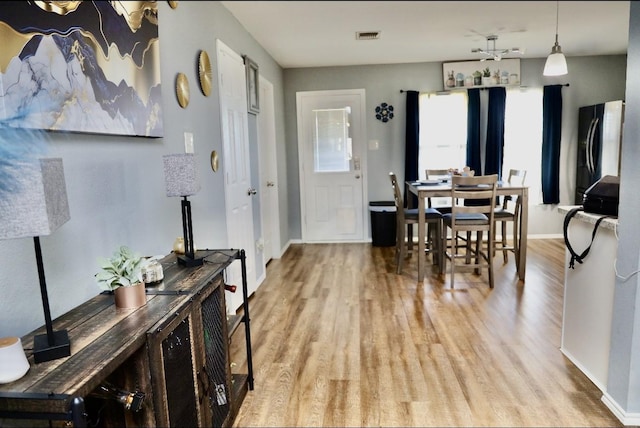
[375,103,394,122]
[175,72,190,108]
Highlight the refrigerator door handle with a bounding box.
[590,117,600,175]
[585,118,593,174]
[586,118,597,175]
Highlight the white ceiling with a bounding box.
[220,1,630,69]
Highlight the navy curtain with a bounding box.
[541,85,563,204]
[484,87,506,179]
[466,88,481,174]
[404,90,419,208]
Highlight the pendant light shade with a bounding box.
[543,1,568,76]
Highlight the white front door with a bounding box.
[258,76,280,262]
[216,39,256,313]
[297,89,367,242]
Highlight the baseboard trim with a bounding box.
[559,347,607,392]
[528,233,563,239]
[601,391,640,426]
[279,239,300,258]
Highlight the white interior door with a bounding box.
[297,89,366,242]
[258,76,280,262]
[216,39,256,313]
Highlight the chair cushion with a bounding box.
[442,212,488,226]
[431,206,452,215]
[493,208,515,219]
[405,207,442,220]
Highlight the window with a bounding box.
[418,91,468,173]
[418,88,543,204]
[418,92,467,208]
[312,107,352,172]
[503,88,543,203]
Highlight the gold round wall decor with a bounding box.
[210,150,219,172]
[198,50,213,97]
[176,72,189,108]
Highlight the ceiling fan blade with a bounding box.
[472,33,526,60]
[468,28,492,40]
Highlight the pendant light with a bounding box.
[543,0,568,76]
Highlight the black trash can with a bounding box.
[369,201,396,247]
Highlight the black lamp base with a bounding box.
[177,254,204,267]
[176,197,204,268]
[33,329,71,364]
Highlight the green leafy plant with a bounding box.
[473,70,482,78]
[482,67,491,77]
[95,246,148,291]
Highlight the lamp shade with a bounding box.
[543,51,568,76]
[163,153,201,197]
[0,337,30,383]
[543,1,568,77]
[0,158,70,239]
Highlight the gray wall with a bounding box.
[283,55,627,240]
[0,1,287,338]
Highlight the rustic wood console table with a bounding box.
[0,249,253,427]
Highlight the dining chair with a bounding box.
[389,172,443,274]
[425,169,450,179]
[423,169,453,255]
[442,174,498,289]
[425,169,452,212]
[426,168,469,256]
[493,169,527,266]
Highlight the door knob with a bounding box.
[355,174,361,179]
[267,181,275,187]
[247,188,257,195]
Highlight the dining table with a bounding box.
[406,178,529,283]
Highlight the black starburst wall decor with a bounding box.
[375,103,394,122]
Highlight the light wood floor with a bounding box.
[229,239,621,427]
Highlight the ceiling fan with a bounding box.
[471,34,524,61]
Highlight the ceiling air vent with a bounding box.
[356,31,380,40]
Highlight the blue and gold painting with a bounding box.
[0,1,163,137]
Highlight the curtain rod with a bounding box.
[400,83,569,93]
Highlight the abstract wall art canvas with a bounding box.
[0,1,163,138]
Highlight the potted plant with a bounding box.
[482,67,491,86]
[473,70,482,86]
[96,246,149,309]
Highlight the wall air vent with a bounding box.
[356,31,380,40]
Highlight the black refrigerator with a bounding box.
[574,100,624,204]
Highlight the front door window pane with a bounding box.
[313,108,351,172]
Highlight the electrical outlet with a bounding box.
[184,132,194,153]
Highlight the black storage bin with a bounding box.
[369,201,396,247]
